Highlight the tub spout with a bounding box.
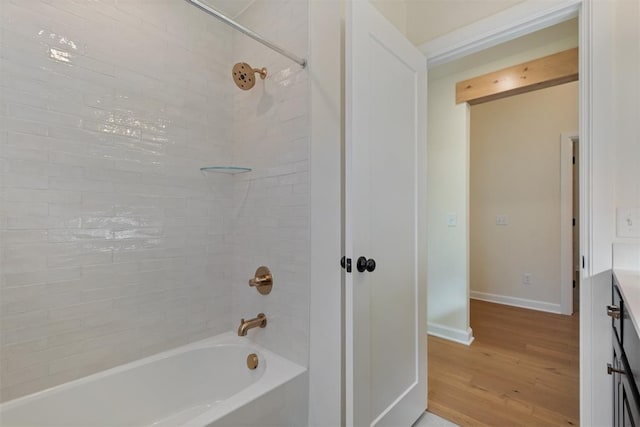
[237,313,267,336]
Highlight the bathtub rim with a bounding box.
[0,331,307,426]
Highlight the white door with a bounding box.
[345,1,427,426]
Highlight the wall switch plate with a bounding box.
[447,213,457,227]
[523,273,532,285]
[617,207,640,238]
[496,215,508,226]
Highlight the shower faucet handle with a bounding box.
[248,266,273,295]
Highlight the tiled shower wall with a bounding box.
[0,0,236,401]
[230,0,309,367]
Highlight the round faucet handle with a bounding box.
[248,266,273,295]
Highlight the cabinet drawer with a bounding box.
[622,297,640,406]
[612,273,640,426]
[614,346,624,426]
[621,352,640,426]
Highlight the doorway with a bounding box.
[572,137,580,313]
[444,82,580,426]
[426,17,581,427]
[563,132,581,315]
[469,82,579,315]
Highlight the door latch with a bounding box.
[341,256,352,273]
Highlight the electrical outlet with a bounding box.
[617,207,640,238]
[523,273,532,285]
[496,215,508,226]
[447,213,457,227]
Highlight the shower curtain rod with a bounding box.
[184,0,307,68]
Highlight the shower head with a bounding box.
[232,62,267,90]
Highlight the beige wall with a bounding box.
[470,82,578,308]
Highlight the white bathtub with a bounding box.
[0,332,308,427]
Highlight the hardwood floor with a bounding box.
[428,300,579,426]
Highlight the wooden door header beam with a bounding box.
[456,47,578,105]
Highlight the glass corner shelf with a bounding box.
[200,166,252,174]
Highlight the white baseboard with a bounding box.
[470,291,562,314]
[427,323,474,346]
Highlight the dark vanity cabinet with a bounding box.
[610,275,640,426]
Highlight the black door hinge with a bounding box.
[573,218,576,226]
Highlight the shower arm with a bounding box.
[184,0,307,68]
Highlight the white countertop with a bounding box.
[614,269,640,335]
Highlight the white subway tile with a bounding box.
[0,339,48,358]
[0,229,49,244]
[0,363,49,388]
[1,256,49,276]
[1,286,83,316]
[0,0,310,401]
[1,201,49,217]
[0,173,49,189]
[0,310,49,334]
[0,88,48,111]
[0,145,49,162]
[49,203,114,217]
[4,159,80,180]
[47,347,110,375]
[3,188,81,204]
[7,104,83,129]
[5,340,86,373]
[48,299,113,323]
[48,177,114,193]
[48,228,113,243]
[47,251,113,268]
[6,215,82,230]
[3,267,82,288]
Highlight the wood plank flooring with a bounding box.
[428,300,579,426]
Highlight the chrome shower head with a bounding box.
[232,62,267,90]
